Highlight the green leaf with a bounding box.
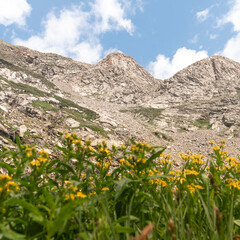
[78,232,91,240]
[5,198,44,224]
[116,215,140,223]
[0,224,25,240]
[114,225,135,233]
[147,147,166,163]
[114,178,134,200]
[49,200,81,237]
[43,188,56,210]
[15,135,22,151]
[198,192,215,232]
[46,159,60,171]
[0,162,15,175]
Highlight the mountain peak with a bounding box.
[97,52,139,70]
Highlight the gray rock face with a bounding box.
[1,39,240,159]
[150,56,240,107]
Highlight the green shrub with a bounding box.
[32,100,59,111]
[193,119,211,129]
[0,137,239,239]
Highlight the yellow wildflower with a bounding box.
[76,191,87,198]
[184,169,199,176]
[64,193,75,201]
[30,160,41,167]
[212,146,220,151]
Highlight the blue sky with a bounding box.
[0,0,240,79]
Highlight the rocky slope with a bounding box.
[1,39,240,162]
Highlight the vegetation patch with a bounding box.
[177,126,187,133]
[55,96,99,120]
[2,77,49,97]
[0,138,239,239]
[64,108,91,122]
[236,88,240,98]
[120,107,164,121]
[193,119,211,129]
[153,131,174,142]
[79,123,108,137]
[32,100,59,112]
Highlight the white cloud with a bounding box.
[148,47,208,79]
[92,0,134,34]
[104,48,122,57]
[0,0,31,26]
[196,8,210,22]
[218,0,240,62]
[72,42,103,63]
[13,0,138,64]
[220,0,240,31]
[221,32,240,61]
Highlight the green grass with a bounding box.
[32,100,59,112]
[177,126,187,133]
[120,107,164,121]
[55,96,99,120]
[63,108,107,137]
[153,131,174,142]
[0,137,239,239]
[80,124,108,137]
[64,108,92,121]
[236,89,240,98]
[1,77,50,97]
[193,119,211,129]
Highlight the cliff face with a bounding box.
[1,39,240,160]
[152,56,240,107]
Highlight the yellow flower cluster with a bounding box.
[179,152,205,165]
[30,157,48,167]
[119,157,136,168]
[225,157,240,170]
[131,142,152,153]
[0,174,19,196]
[226,178,240,191]
[30,149,49,168]
[158,153,172,165]
[98,147,111,156]
[184,169,199,176]
[64,191,87,201]
[150,178,168,187]
[210,140,228,158]
[187,183,204,194]
[97,160,113,170]
[64,181,87,201]
[136,157,146,164]
[25,147,34,157]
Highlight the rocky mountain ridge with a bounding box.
[1,39,240,162]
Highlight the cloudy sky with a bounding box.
[0,0,240,79]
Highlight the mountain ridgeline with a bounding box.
[1,39,240,158]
